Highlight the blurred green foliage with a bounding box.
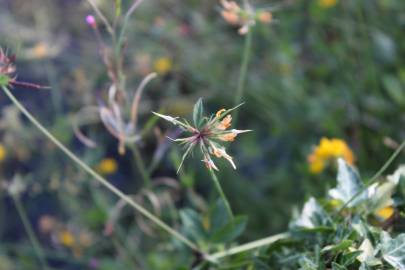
[0,0,404,269]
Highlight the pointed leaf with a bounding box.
[210,215,248,243]
[192,98,204,127]
[329,159,367,207]
[381,234,405,269]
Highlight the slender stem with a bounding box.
[129,144,152,188]
[12,195,50,270]
[233,30,253,124]
[1,86,204,256]
[338,139,405,213]
[208,169,234,220]
[209,232,289,260]
[85,0,114,34]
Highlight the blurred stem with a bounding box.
[338,139,405,213]
[233,30,253,123]
[208,169,234,220]
[209,232,290,260]
[129,144,152,188]
[1,86,206,257]
[12,195,50,270]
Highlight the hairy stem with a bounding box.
[1,86,204,257]
[12,195,50,270]
[209,169,234,220]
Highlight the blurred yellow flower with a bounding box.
[0,144,6,162]
[153,57,172,75]
[96,158,118,175]
[308,138,355,174]
[319,0,337,8]
[59,230,75,247]
[375,206,394,220]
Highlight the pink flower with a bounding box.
[86,15,96,28]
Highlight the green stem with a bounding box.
[338,139,405,213]
[12,195,50,270]
[209,232,289,260]
[1,86,203,257]
[129,144,152,188]
[209,169,234,220]
[233,30,253,123]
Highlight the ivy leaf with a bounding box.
[192,98,204,128]
[381,234,405,269]
[291,197,330,229]
[328,159,367,207]
[298,256,318,270]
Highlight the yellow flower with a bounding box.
[59,230,75,247]
[375,206,394,220]
[96,158,118,175]
[0,144,6,162]
[308,137,355,174]
[319,0,337,8]
[153,57,172,75]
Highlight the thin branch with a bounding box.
[1,86,206,258]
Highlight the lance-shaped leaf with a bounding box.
[192,98,204,128]
[329,159,367,207]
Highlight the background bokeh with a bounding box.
[0,0,404,269]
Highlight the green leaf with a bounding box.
[381,233,405,269]
[0,75,9,87]
[209,199,231,232]
[192,98,204,127]
[291,197,330,229]
[114,0,122,17]
[328,159,367,207]
[321,240,353,254]
[340,251,363,267]
[382,75,405,105]
[179,209,206,241]
[331,263,347,270]
[299,256,318,270]
[210,215,248,243]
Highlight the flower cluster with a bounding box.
[154,100,251,172]
[220,0,272,35]
[307,137,355,174]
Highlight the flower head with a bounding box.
[86,15,97,28]
[154,99,251,172]
[220,0,273,35]
[307,137,355,174]
[153,57,173,75]
[96,158,118,175]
